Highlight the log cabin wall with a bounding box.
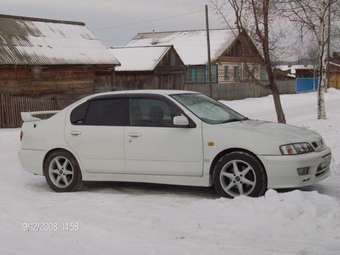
[114,71,184,91]
[0,65,114,108]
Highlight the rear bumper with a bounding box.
[18,149,45,176]
[259,147,332,189]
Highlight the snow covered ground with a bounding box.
[1,90,340,255]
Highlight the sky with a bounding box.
[1,0,225,46]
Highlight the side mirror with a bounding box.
[173,115,189,127]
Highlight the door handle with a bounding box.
[128,132,142,138]
[71,131,82,136]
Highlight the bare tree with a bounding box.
[279,0,340,120]
[211,0,287,123]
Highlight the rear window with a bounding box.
[70,98,129,126]
[70,102,89,125]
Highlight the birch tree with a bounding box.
[279,0,339,120]
[211,0,287,123]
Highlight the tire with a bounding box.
[213,151,267,198]
[43,150,82,192]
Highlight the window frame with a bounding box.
[233,65,241,81]
[70,96,129,127]
[70,94,196,128]
[128,94,196,128]
[224,65,229,81]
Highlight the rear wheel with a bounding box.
[213,152,267,198]
[44,150,82,192]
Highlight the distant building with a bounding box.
[275,64,316,79]
[127,29,268,85]
[0,14,119,104]
[329,56,340,89]
[110,45,185,90]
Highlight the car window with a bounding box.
[70,101,89,125]
[129,98,180,127]
[84,98,128,126]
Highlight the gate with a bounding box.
[296,77,319,93]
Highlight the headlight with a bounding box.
[280,143,314,155]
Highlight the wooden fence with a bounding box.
[184,80,296,100]
[0,94,59,128]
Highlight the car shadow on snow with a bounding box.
[25,178,333,200]
[81,181,219,199]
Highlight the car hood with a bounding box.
[204,119,322,155]
[229,120,321,142]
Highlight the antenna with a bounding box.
[151,29,158,45]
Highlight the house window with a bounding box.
[233,65,241,81]
[185,65,218,84]
[224,66,229,80]
[260,67,268,80]
[209,64,218,83]
[244,65,259,80]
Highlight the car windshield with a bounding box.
[171,93,248,125]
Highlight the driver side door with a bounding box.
[125,95,203,177]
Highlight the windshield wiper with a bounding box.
[221,117,249,124]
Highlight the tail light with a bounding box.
[20,130,23,141]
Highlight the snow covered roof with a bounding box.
[127,29,238,66]
[0,14,120,65]
[110,46,171,71]
[276,64,315,75]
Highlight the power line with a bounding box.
[95,9,204,31]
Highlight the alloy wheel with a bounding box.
[48,156,74,188]
[219,159,257,197]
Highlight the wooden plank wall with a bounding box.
[0,94,59,128]
[0,66,101,97]
[329,73,340,89]
[114,73,185,90]
[184,80,296,100]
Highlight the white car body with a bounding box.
[19,90,331,190]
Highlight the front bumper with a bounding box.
[259,147,332,189]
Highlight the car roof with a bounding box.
[87,89,199,98]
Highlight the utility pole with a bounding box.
[205,4,213,98]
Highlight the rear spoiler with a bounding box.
[21,111,59,122]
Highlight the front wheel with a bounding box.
[213,152,267,198]
[44,150,82,192]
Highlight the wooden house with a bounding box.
[0,14,120,128]
[110,45,185,90]
[329,57,340,89]
[127,29,268,85]
[0,14,119,105]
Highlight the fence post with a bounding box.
[0,94,3,128]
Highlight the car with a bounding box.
[18,90,332,198]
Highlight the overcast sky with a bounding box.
[2,0,225,46]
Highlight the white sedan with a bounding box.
[19,90,331,198]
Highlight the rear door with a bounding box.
[65,97,128,174]
[125,95,203,176]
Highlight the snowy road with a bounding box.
[1,90,340,255]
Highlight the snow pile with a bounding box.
[1,89,340,254]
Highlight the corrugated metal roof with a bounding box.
[110,46,171,71]
[127,29,237,65]
[0,14,120,65]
